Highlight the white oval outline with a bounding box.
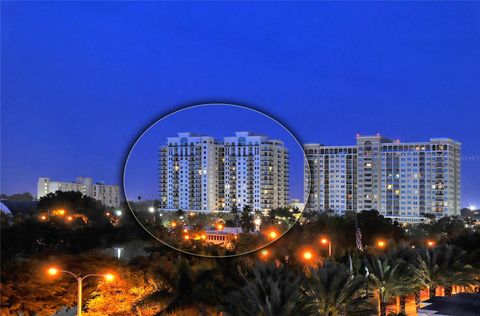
[123,102,312,258]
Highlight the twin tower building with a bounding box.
[159,132,462,224]
[158,132,290,213]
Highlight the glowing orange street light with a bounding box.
[260,249,269,259]
[320,238,332,256]
[106,212,111,216]
[427,240,436,247]
[201,234,207,240]
[171,222,177,228]
[217,224,224,230]
[67,216,73,221]
[377,240,387,249]
[104,273,115,282]
[47,267,58,275]
[303,250,313,261]
[46,267,115,316]
[268,230,278,239]
[40,215,47,221]
[184,235,190,240]
[183,228,188,233]
[58,209,66,216]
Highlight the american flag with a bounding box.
[356,227,363,251]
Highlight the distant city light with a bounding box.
[148,206,155,213]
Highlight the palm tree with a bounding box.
[240,205,254,233]
[301,261,374,316]
[367,257,405,316]
[220,263,304,316]
[438,245,479,296]
[414,249,441,299]
[386,246,421,314]
[415,245,479,298]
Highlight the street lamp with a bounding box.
[148,206,155,213]
[302,250,313,261]
[427,240,436,248]
[47,267,115,316]
[268,230,278,239]
[260,249,269,259]
[376,240,387,249]
[320,238,332,256]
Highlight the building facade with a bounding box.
[305,135,461,223]
[158,133,224,212]
[223,132,289,213]
[158,132,289,213]
[37,176,121,207]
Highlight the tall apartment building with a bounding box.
[158,132,289,213]
[37,176,121,207]
[223,132,289,212]
[158,133,224,212]
[305,135,461,223]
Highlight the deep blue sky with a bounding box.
[2,2,479,207]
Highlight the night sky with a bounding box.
[2,2,479,207]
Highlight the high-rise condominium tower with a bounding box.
[223,132,289,212]
[304,135,461,223]
[158,132,289,213]
[158,133,224,212]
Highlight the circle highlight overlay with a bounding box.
[123,103,309,257]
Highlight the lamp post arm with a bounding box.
[81,274,107,281]
[59,270,80,280]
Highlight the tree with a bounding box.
[415,245,479,299]
[175,209,185,218]
[221,263,304,316]
[301,261,373,316]
[84,269,160,316]
[138,258,225,316]
[37,191,111,227]
[230,205,240,227]
[367,258,405,316]
[268,207,296,225]
[0,192,34,201]
[385,246,420,314]
[240,205,254,233]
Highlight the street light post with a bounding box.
[47,268,114,316]
[320,238,332,256]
